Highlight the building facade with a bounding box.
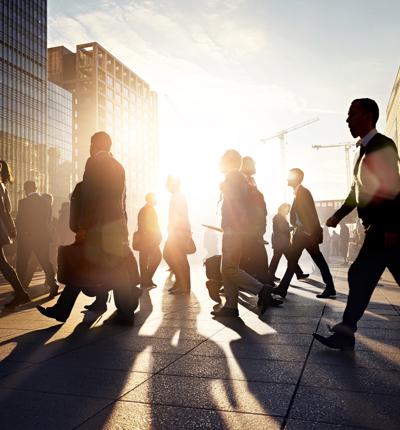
[385,66,400,148]
[0,0,48,207]
[47,81,73,210]
[47,42,159,226]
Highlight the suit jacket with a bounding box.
[290,184,322,241]
[138,204,161,237]
[334,133,400,232]
[16,193,52,244]
[79,152,128,252]
[271,213,292,250]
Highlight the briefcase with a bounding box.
[204,255,222,281]
[57,244,107,286]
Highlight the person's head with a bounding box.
[346,98,379,139]
[145,192,157,206]
[287,168,304,189]
[277,203,291,217]
[240,156,256,176]
[0,160,14,185]
[42,193,53,205]
[24,180,37,196]
[90,131,112,156]
[166,175,181,193]
[219,149,242,174]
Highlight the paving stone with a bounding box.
[77,400,283,430]
[122,374,295,415]
[285,419,364,429]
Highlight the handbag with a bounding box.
[204,255,222,281]
[132,230,146,251]
[57,243,108,286]
[186,234,197,255]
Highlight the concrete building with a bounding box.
[385,66,400,148]
[47,81,73,212]
[0,0,48,207]
[47,42,159,226]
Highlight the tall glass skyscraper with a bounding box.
[0,0,47,207]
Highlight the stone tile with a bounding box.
[301,363,400,396]
[0,363,150,399]
[290,386,400,430]
[77,400,283,430]
[210,330,312,346]
[285,420,361,429]
[161,355,302,384]
[122,374,295,415]
[0,387,112,430]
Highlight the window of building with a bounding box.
[115,93,122,104]
[106,87,114,99]
[107,75,114,87]
[123,87,129,97]
[123,98,129,109]
[115,105,121,115]
[106,100,114,111]
[106,112,114,123]
[115,81,121,92]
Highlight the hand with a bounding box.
[384,232,398,248]
[75,227,86,243]
[10,227,16,239]
[326,216,340,228]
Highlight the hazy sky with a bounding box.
[48,0,400,222]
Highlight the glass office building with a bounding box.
[0,0,47,207]
[47,81,73,207]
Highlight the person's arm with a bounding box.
[326,183,357,228]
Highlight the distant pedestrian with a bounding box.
[138,192,162,288]
[339,222,350,264]
[331,231,339,256]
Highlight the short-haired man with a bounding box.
[16,181,60,298]
[314,98,400,350]
[211,150,281,318]
[273,168,336,299]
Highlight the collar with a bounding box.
[95,150,109,156]
[225,168,245,178]
[360,128,378,147]
[27,192,37,197]
[293,184,301,195]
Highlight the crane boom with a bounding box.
[260,117,319,143]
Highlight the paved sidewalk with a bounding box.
[0,260,399,429]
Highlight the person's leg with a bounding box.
[340,245,387,333]
[147,245,162,281]
[33,243,58,288]
[174,237,191,293]
[250,239,269,284]
[281,246,304,278]
[125,247,140,286]
[16,241,32,290]
[139,248,149,282]
[268,248,283,282]
[387,247,400,286]
[52,285,81,319]
[276,233,306,293]
[163,239,177,278]
[305,238,335,290]
[0,247,26,296]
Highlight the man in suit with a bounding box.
[273,168,336,299]
[211,150,281,318]
[16,181,59,298]
[314,98,400,350]
[138,192,162,288]
[37,132,140,325]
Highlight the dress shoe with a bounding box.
[103,313,134,326]
[271,286,288,299]
[297,273,309,281]
[316,288,336,298]
[273,276,280,282]
[84,302,107,312]
[4,292,31,308]
[36,305,67,322]
[258,285,275,314]
[48,282,60,299]
[206,280,222,303]
[169,287,190,295]
[211,307,239,318]
[313,332,355,351]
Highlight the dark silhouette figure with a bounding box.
[268,203,308,284]
[273,168,336,299]
[211,150,281,318]
[15,181,59,299]
[37,132,140,326]
[163,176,192,295]
[321,223,331,262]
[239,156,270,284]
[339,222,350,264]
[138,192,162,288]
[58,201,75,245]
[0,160,30,308]
[314,98,400,350]
[331,231,339,256]
[42,193,58,274]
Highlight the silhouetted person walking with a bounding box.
[163,176,192,295]
[314,98,400,350]
[138,192,162,288]
[268,203,308,284]
[339,222,350,264]
[211,150,281,318]
[0,160,31,308]
[16,181,59,299]
[273,168,336,299]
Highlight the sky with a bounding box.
[48,0,400,230]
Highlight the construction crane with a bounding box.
[260,117,319,200]
[312,142,356,190]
